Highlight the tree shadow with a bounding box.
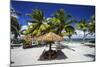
[10,61,15,64]
[83,44,95,48]
[22,44,48,49]
[55,43,75,51]
[61,45,75,51]
[11,44,22,49]
[38,50,68,61]
[84,54,95,61]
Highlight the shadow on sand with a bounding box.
[22,44,48,49]
[10,61,15,64]
[52,43,75,51]
[38,50,67,61]
[61,45,75,51]
[83,44,95,48]
[84,54,95,61]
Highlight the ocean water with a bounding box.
[64,38,95,43]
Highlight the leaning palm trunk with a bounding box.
[68,36,72,43]
[83,31,86,43]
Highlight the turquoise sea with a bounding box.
[64,38,95,43]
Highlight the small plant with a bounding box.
[11,38,21,44]
[23,35,32,49]
[23,40,32,49]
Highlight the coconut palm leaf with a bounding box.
[76,19,88,32]
[11,16,20,39]
[76,19,88,43]
[52,8,76,36]
[63,26,76,38]
[27,9,44,22]
[88,15,95,35]
[25,9,45,36]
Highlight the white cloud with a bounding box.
[21,25,28,31]
[11,7,19,18]
[28,22,32,25]
[46,17,52,21]
[64,30,95,39]
[11,14,18,18]
[71,30,83,39]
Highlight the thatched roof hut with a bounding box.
[35,32,63,42]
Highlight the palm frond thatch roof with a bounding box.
[35,32,64,42]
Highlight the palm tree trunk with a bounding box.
[83,31,85,43]
[14,34,18,39]
[49,43,52,51]
[68,36,71,42]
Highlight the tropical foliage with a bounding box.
[76,19,88,43]
[24,9,50,36]
[47,8,76,37]
[64,25,76,40]
[21,8,95,44]
[88,15,95,35]
[11,16,20,39]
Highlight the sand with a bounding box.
[11,42,95,66]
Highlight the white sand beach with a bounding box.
[11,42,95,66]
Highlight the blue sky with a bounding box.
[11,1,95,26]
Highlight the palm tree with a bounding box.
[64,25,76,41]
[11,8,21,44]
[46,17,61,33]
[26,9,50,36]
[88,15,95,35]
[23,9,51,46]
[76,19,88,43]
[11,16,20,39]
[46,8,76,48]
[48,8,76,39]
[54,9,76,36]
